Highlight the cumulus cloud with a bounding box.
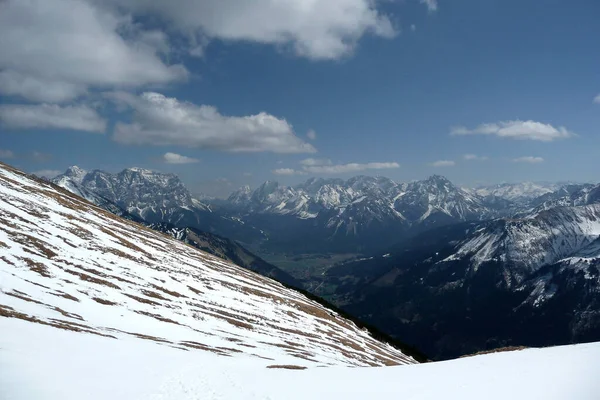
[513,156,544,164]
[420,0,438,12]
[273,160,399,175]
[162,152,199,164]
[272,168,302,176]
[307,129,317,140]
[32,170,62,179]
[108,91,316,153]
[107,0,397,60]
[451,120,574,142]
[0,149,15,159]
[0,104,106,133]
[300,158,332,166]
[0,0,187,102]
[463,154,488,161]
[303,162,400,174]
[430,160,455,167]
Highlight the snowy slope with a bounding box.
[0,162,414,368]
[444,205,600,278]
[2,318,599,400]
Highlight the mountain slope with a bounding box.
[49,173,301,289]
[148,223,301,288]
[445,205,600,279]
[323,205,600,360]
[0,162,415,367]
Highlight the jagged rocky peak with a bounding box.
[227,185,253,204]
[420,175,455,190]
[295,177,345,195]
[62,165,88,183]
[52,166,202,221]
[251,180,281,202]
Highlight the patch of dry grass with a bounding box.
[123,293,161,306]
[92,297,117,306]
[460,346,528,358]
[149,283,186,298]
[266,365,307,370]
[134,310,181,325]
[63,268,121,289]
[21,258,52,277]
[0,304,114,338]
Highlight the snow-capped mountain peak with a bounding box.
[61,165,88,184]
[52,166,211,221]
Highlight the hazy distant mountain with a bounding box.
[225,175,500,253]
[470,182,568,204]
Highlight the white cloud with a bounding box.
[300,158,332,166]
[108,91,316,153]
[0,0,187,102]
[420,0,438,12]
[272,168,302,176]
[463,154,488,161]
[0,149,15,159]
[513,156,544,164]
[32,170,62,179]
[0,104,106,133]
[162,152,199,164]
[108,0,397,60]
[594,94,600,104]
[451,120,575,142]
[307,129,317,140]
[429,160,455,167]
[243,172,253,177]
[303,162,400,174]
[410,24,417,32]
[274,160,400,175]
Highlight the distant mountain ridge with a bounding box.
[51,166,600,254]
[52,166,266,245]
[224,175,501,252]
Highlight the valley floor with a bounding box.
[2,317,598,400]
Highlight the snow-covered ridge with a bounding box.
[471,181,565,203]
[228,175,495,236]
[0,162,415,367]
[444,205,600,277]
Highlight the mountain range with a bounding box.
[47,165,600,360]
[53,166,595,254]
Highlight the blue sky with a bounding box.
[1,0,599,197]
